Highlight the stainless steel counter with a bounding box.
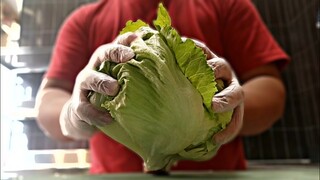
[2,164,319,180]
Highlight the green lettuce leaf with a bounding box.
[90,3,233,171]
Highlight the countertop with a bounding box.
[3,164,319,180]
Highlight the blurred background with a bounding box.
[1,0,319,176]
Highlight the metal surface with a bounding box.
[5,165,319,180]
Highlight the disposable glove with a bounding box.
[59,33,137,140]
[193,39,244,145]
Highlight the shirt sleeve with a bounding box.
[221,0,290,77]
[45,5,91,84]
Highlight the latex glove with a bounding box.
[193,39,245,145]
[60,33,138,140]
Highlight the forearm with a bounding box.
[239,76,286,136]
[35,88,73,141]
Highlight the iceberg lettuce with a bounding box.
[90,3,232,171]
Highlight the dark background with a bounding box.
[2,0,319,164]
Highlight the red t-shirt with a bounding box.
[46,0,289,174]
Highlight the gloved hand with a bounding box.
[193,39,244,145]
[59,33,138,140]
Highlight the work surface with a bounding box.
[6,165,319,180]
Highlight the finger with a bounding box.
[60,101,98,140]
[114,32,138,46]
[192,39,218,59]
[105,44,135,63]
[77,69,119,96]
[74,91,113,126]
[97,44,135,64]
[182,37,218,59]
[88,44,135,68]
[207,58,232,84]
[213,104,244,145]
[212,78,244,112]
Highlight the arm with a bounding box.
[34,5,88,141]
[207,60,286,144]
[35,79,73,141]
[35,33,137,141]
[217,0,289,137]
[239,63,286,136]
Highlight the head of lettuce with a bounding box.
[89,3,232,172]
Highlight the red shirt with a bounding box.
[46,0,289,174]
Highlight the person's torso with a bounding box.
[84,0,226,57]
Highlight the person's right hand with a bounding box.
[192,39,244,145]
[59,33,138,140]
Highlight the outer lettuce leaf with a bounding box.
[120,20,148,34]
[90,3,232,171]
[154,5,217,114]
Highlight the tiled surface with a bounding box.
[246,0,319,162]
[20,0,95,47]
[15,0,319,163]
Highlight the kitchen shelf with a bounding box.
[2,149,90,171]
[1,46,53,56]
[1,46,52,70]
[8,107,38,120]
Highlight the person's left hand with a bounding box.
[192,39,245,146]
